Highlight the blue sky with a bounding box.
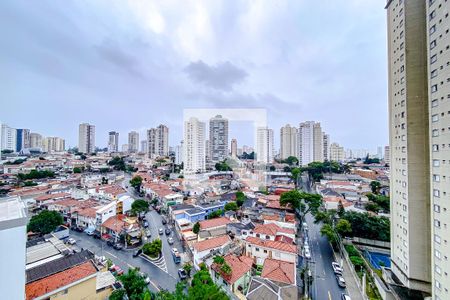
[0,1,387,151]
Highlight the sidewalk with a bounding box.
[333,249,364,300]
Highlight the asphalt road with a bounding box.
[304,213,347,300]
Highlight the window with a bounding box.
[434,204,441,213]
[400,42,404,50]
[436,249,442,259]
[435,235,442,245]
[430,25,436,35]
[436,280,442,290]
[431,54,437,64]
[433,174,441,182]
[433,129,439,137]
[432,114,439,122]
[265,235,270,240]
[430,40,437,50]
[433,144,439,152]
[400,65,405,72]
[434,189,440,197]
[431,85,438,93]
[432,99,438,107]
[255,247,260,252]
[431,69,438,78]
[263,249,268,253]
[430,10,436,21]
[434,219,441,227]
[436,264,442,274]
[433,159,440,167]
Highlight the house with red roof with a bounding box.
[261,258,296,285]
[244,236,297,265]
[250,223,296,242]
[211,254,253,297]
[192,235,232,269]
[198,217,232,240]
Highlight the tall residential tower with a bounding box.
[78,123,95,154]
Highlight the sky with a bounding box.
[0,0,388,152]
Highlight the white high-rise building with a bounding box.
[43,137,65,153]
[108,131,119,153]
[323,134,330,161]
[329,143,344,162]
[205,140,211,163]
[377,146,383,160]
[231,139,237,158]
[1,124,17,152]
[78,123,95,154]
[183,117,205,174]
[175,141,183,165]
[30,133,43,149]
[299,121,325,165]
[128,131,139,153]
[140,140,148,154]
[209,115,229,162]
[147,125,169,158]
[387,0,431,294]
[280,124,299,160]
[313,122,324,162]
[256,127,274,164]
[15,129,30,152]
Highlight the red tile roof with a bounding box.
[199,217,231,230]
[245,236,297,253]
[25,261,97,300]
[193,235,231,252]
[211,254,253,284]
[35,192,71,202]
[261,258,295,284]
[253,223,295,236]
[77,207,97,218]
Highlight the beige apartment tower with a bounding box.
[280,124,298,160]
[386,0,431,294]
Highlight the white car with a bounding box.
[332,262,343,274]
[66,238,76,245]
[304,247,311,259]
[341,294,351,300]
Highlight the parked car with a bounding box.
[107,239,115,247]
[336,275,346,288]
[84,228,94,236]
[332,262,343,275]
[113,243,123,250]
[143,221,149,228]
[140,272,151,284]
[133,248,143,257]
[66,238,76,245]
[109,265,124,276]
[341,294,351,300]
[93,232,101,239]
[161,218,167,225]
[71,226,83,232]
[165,228,171,235]
[145,229,152,238]
[304,247,311,259]
[178,269,187,280]
[159,228,163,235]
[168,237,174,245]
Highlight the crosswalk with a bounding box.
[141,254,168,273]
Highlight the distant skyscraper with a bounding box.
[209,115,229,162]
[78,123,95,154]
[147,125,169,158]
[329,143,344,162]
[377,146,383,159]
[387,0,431,293]
[280,124,298,160]
[299,121,324,166]
[231,139,237,158]
[122,144,129,152]
[30,133,43,149]
[175,141,183,165]
[140,140,148,153]
[108,131,119,152]
[43,137,65,153]
[384,146,390,165]
[313,122,323,162]
[1,124,17,152]
[323,134,330,161]
[256,127,274,164]
[205,140,211,163]
[183,117,205,174]
[128,131,139,153]
[15,129,30,152]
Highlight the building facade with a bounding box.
[1,124,16,152]
[128,131,139,153]
[387,0,431,293]
[30,133,43,149]
[43,137,65,153]
[147,125,169,158]
[209,115,229,162]
[183,117,206,174]
[231,138,237,158]
[16,129,30,152]
[78,123,95,154]
[256,127,274,164]
[108,131,119,153]
[329,143,344,162]
[280,124,298,160]
[323,134,330,161]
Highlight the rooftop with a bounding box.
[261,258,295,285]
[211,254,253,284]
[245,236,297,253]
[0,196,27,226]
[193,235,231,252]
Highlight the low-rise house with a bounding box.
[261,213,297,230]
[75,207,98,229]
[261,258,296,286]
[161,193,184,208]
[246,276,298,300]
[250,223,296,243]
[227,222,255,240]
[244,236,297,265]
[211,254,253,297]
[192,235,232,269]
[198,217,232,240]
[101,214,141,244]
[34,192,71,208]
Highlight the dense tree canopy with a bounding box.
[108,156,126,171]
[27,210,63,234]
[130,175,143,192]
[224,202,238,212]
[279,190,323,216]
[235,191,246,207]
[215,161,232,172]
[142,239,162,258]
[341,211,390,241]
[131,199,149,215]
[18,170,55,181]
[193,222,200,234]
[118,268,148,300]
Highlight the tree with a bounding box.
[130,175,143,193]
[215,161,232,172]
[365,202,380,213]
[142,239,162,258]
[208,209,223,219]
[335,219,352,236]
[109,156,126,171]
[279,190,323,216]
[350,256,365,272]
[341,211,390,242]
[220,263,232,275]
[27,210,63,234]
[73,167,82,173]
[370,181,381,194]
[18,169,55,181]
[213,255,225,265]
[131,199,149,216]
[109,289,126,300]
[118,268,148,300]
[337,200,345,217]
[314,210,335,225]
[224,202,238,212]
[320,223,338,245]
[290,167,301,189]
[188,265,229,300]
[283,156,299,166]
[193,222,200,234]
[235,191,246,207]
[269,165,276,171]
[183,262,193,277]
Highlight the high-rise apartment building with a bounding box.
[323,134,330,161]
[1,124,17,152]
[231,138,237,158]
[43,137,65,153]
[377,146,384,160]
[108,131,119,153]
[140,140,148,153]
[147,125,169,158]
[387,0,431,293]
[205,140,211,163]
[256,127,274,164]
[30,133,43,149]
[329,143,344,162]
[209,115,229,162]
[175,141,183,165]
[313,122,324,162]
[426,1,450,298]
[15,129,30,152]
[78,123,95,154]
[122,144,129,152]
[280,124,299,160]
[384,146,390,165]
[183,117,206,174]
[128,131,139,153]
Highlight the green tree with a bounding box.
[341,211,390,242]
[370,181,381,194]
[279,190,322,216]
[313,210,336,225]
[283,156,299,166]
[290,167,301,189]
[350,256,365,272]
[27,210,63,234]
[109,289,126,300]
[337,200,345,217]
[208,209,223,219]
[224,202,238,211]
[215,161,232,171]
[320,223,338,245]
[183,262,193,277]
[220,263,232,275]
[365,202,380,213]
[73,167,82,173]
[108,156,126,171]
[142,239,162,258]
[213,255,225,265]
[118,268,148,300]
[188,265,229,300]
[130,175,143,193]
[335,219,352,236]
[18,169,55,180]
[23,181,38,187]
[193,222,200,234]
[235,191,246,207]
[269,165,276,171]
[131,199,149,216]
